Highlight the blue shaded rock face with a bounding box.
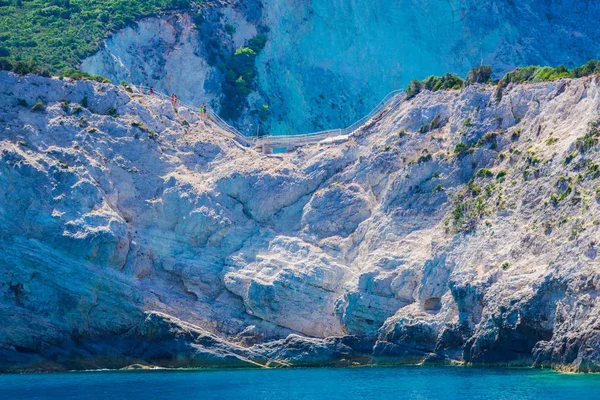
[257,0,600,134]
[83,1,600,135]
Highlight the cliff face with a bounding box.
[1,71,599,373]
[81,1,600,135]
[80,14,221,108]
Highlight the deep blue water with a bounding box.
[1,366,599,400]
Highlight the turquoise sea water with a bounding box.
[1,367,599,400]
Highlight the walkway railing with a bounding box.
[136,86,405,150]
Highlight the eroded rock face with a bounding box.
[1,71,599,372]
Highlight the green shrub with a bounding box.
[258,104,270,121]
[571,60,600,78]
[64,68,110,83]
[105,107,117,117]
[496,170,508,182]
[551,184,573,205]
[0,58,13,71]
[12,61,40,76]
[406,73,464,99]
[500,65,572,85]
[476,168,493,178]
[466,66,493,85]
[406,79,422,99]
[31,102,45,112]
[417,153,432,163]
[131,121,149,132]
[575,120,599,152]
[454,142,468,154]
[219,34,268,121]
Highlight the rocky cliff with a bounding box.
[0,71,599,373]
[82,1,600,135]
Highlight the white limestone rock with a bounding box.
[1,71,599,373]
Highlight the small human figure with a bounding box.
[139,83,143,94]
[149,87,154,95]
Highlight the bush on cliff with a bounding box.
[220,34,268,121]
[466,66,493,85]
[406,73,464,99]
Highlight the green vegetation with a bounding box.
[496,61,600,100]
[550,178,573,205]
[417,153,432,163]
[575,120,599,152]
[204,29,269,121]
[475,131,502,149]
[0,0,192,73]
[131,121,151,133]
[432,183,444,193]
[476,168,493,178]
[454,142,468,154]
[31,102,45,112]
[258,104,270,122]
[496,170,508,182]
[501,65,572,85]
[465,66,493,85]
[564,150,578,165]
[0,54,110,82]
[406,73,464,99]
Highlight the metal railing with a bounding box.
[135,86,405,149]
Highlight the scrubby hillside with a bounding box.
[0,71,598,373]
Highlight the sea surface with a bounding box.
[1,366,599,400]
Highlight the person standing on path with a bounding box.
[171,93,179,112]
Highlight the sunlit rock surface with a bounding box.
[0,71,599,372]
